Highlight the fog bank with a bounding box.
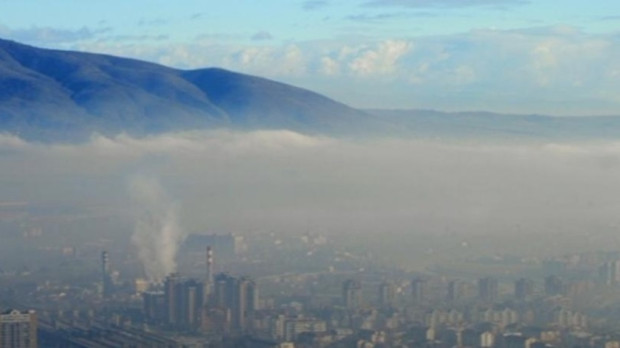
[1,130,619,241]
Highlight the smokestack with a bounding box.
[206,246,213,283]
[204,246,214,303]
[101,251,110,275]
[101,251,111,297]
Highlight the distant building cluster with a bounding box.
[10,230,620,347]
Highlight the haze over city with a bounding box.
[1,1,620,348]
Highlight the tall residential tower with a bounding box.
[0,309,37,348]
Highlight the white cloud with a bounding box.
[0,25,110,45]
[451,64,476,85]
[348,40,412,76]
[220,44,307,76]
[320,56,340,75]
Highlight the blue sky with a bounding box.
[1,0,620,115]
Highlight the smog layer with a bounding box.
[1,130,619,262]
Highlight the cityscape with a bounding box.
[3,1,620,348]
[3,225,620,347]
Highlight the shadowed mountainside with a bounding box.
[0,38,373,141]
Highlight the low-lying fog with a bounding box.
[2,129,620,260]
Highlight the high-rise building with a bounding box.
[599,260,620,285]
[181,279,204,328]
[164,273,181,326]
[212,273,259,332]
[244,278,259,313]
[237,277,258,331]
[0,309,37,348]
[205,246,214,300]
[515,278,535,301]
[447,279,467,303]
[478,277,499,303]
[143,291,166,323]
[213,273,230,309]
[101,251,112,298]
[411,277,429,303]
[378,281,396,308]
[544,275,566,296]
[163,273,205,329]
[342,279,362,309]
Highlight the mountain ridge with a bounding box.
[366,109,620,140]
[0,38,372,141]
[1,38,620,142]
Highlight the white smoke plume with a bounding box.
[128,175,184,281]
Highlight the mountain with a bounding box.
[0,38,373,141]
[1,38,620,142]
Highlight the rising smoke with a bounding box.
[128,175,184,281]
